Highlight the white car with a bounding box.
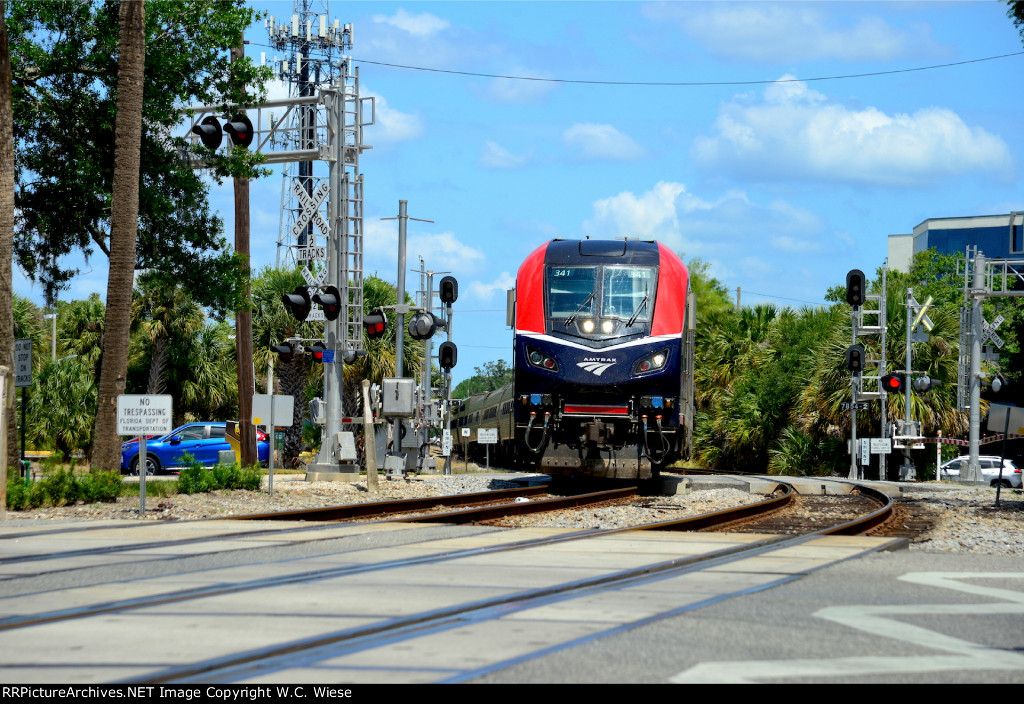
[939,455,1022,488]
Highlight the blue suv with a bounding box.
[120,422,270,475]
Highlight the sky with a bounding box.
[13,1,1024,386]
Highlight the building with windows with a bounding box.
[889,212,1024,271]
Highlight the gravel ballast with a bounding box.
[3,473,1021,557]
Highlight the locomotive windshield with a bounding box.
[548,267,597,317]
[602,266,654,321]
[546,265,657,327]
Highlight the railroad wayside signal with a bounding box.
[438,341,457,370]
[845,344,865,373]
[846,269,866,307]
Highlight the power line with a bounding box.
[347,51,1024,87]
[741,290,828,306]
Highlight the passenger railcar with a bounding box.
[454,238,695,480]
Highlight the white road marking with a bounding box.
[669,572,1024,683]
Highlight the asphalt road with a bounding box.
[469,549,1024,684]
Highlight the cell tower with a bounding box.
[264,1,353,267]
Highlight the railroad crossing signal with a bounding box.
[272,341,303,363]
[312,285,341,321]
[912,376,941,392]
[190,114,254,149]
[408,311,444,340]
[282,285,312,322]
[364,308,387,340]
[881,373,905,394]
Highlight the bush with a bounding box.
[176,454,262,494]
[5,467,124,510]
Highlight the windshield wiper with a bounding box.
[565,292,595,327]
[626,291,649,327]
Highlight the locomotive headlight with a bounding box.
[601,320,614,333]
[633,349,669,374]
[582,319,595,333]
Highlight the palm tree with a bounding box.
[251,267,321,468]
[177,321,238,424]
[29,356,97,460]
[91,0,145,472]
[1,3,15,468]
[130,272,204,395]
[56,294,105,373]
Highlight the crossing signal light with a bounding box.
[439,276,459,305]
[308,341,327,363]
[192,116,222,149]
[846,269,866,307]
[272,341,302,364]
[282,286,312,322]
[845,344,865,373]
[912,376,941,392]
[224,113,254,148]
[881,373,905,394]
[364,308,387,340]
[438,341,457,371]
[312,285,341,321]
[408,311,443,340]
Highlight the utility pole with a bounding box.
[231,36,257,468]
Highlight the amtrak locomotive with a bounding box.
[454,238,695,481]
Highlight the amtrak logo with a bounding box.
[577,358,617,376]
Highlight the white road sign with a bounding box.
[14,338,32,388]
[291,181,330,238]
[117,395,173,436]
[477,428,498,444]
[870,438,892,454]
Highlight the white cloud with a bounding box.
[363,220,486,280]
[365,90,423,144]
[582,181,831,263]
[479,141,527,169]
[563,123,646,162]
[372,9,450,38]
[468,272,516,302]
[584,181,690,242]
[649,4,946,62]
[693,76,1013,186]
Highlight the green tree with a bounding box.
[453,360,513,399]
[29,356,97,459]
[130,272,205,395]
[9,0,269,310]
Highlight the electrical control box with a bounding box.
[382,377,415,416]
